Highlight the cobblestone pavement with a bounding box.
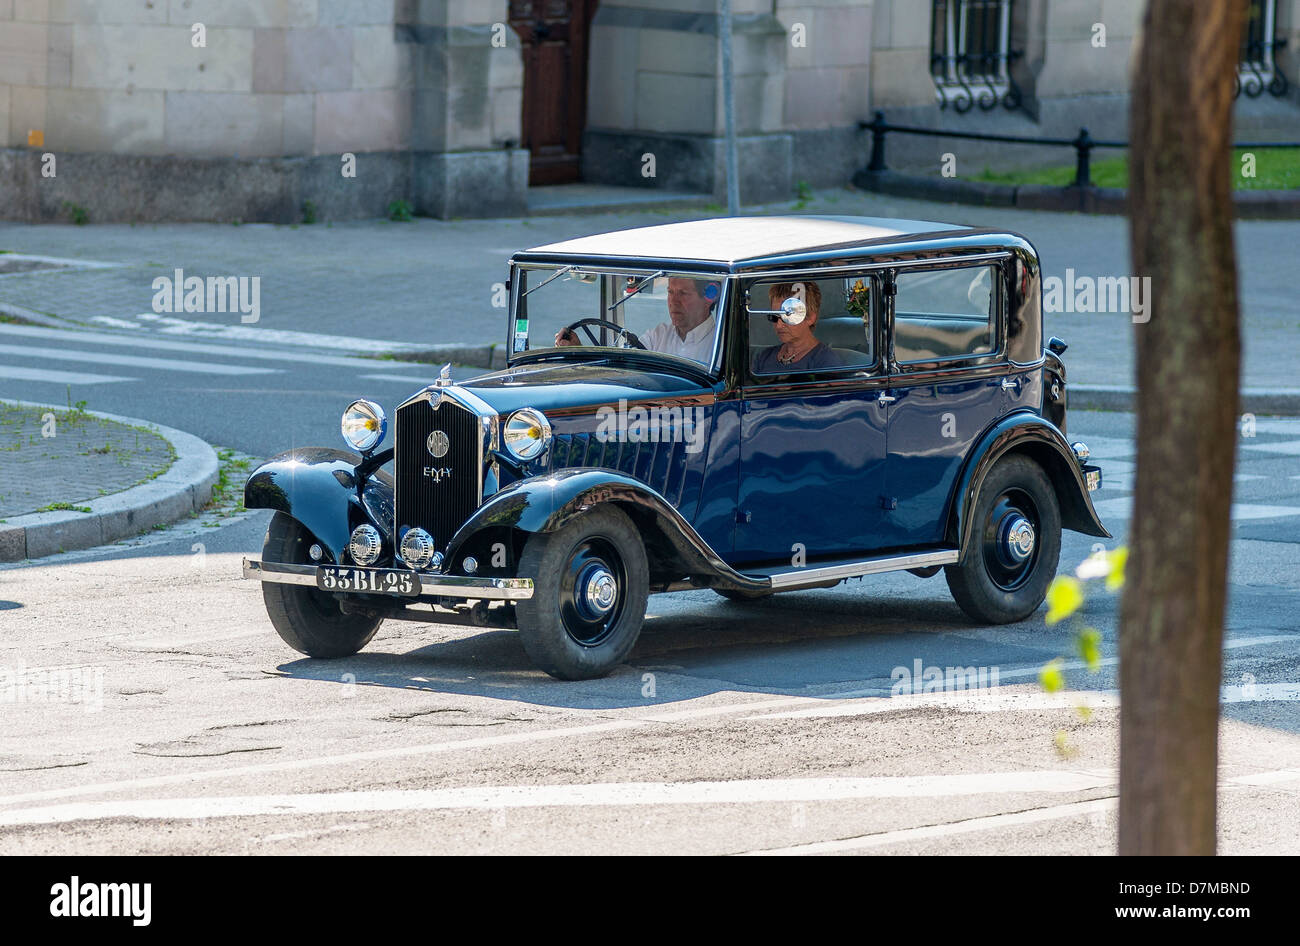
[0,404,173,519]
[0,189,1296,391]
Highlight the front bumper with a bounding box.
[241,559,534,601]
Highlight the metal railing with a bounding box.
[859,111,1300,188]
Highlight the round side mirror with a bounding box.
[779,297,807,325]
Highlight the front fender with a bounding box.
[244,446,394,563]
[444,469,767,593]
[948,413,1110,562]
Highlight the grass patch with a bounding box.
[36,502,92,513]
[974,147,1300,190]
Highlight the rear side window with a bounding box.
[746,275,876,378]
[893,265,998,364]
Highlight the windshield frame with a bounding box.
[506,261,730,376]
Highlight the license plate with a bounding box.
[316,566,421,596]
[1084,466,1102,492]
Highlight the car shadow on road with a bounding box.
[273,588,1075,710]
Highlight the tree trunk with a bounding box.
[1121,0,1246,855]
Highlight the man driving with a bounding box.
[554,276,719,366]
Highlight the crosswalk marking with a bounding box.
[358,373,440,385]
[0,364,133,385]
[1091,495,1300,521]
[0,343,276,376]
[0,323,428,371]
[120,312,430,354]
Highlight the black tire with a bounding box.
[945,454,1061,624]
[515,506,649,680]
[260,512,382,658]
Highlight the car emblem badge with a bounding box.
[427,430,450,458]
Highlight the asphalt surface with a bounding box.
[1,188,1298,394]
[1,393,1297,853]
[0,198,1297,854]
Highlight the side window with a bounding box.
[746,275,876,378]
[892,264,999,364]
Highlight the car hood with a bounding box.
[456,358,717,416]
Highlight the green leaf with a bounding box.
[1076,627,1102,672]
[1045,575,1084,624]
[1039,657,1065,693]
[1105,547,1128,591]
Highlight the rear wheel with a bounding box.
[945,455,1061,624]
[515,506,648,680]
[260,512,382,658]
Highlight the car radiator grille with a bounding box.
[395,397,482,551]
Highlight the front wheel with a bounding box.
[260,512,382,658]
[515,506,649,680]
[945,454,1061,624]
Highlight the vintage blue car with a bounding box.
[243,216,1107,679]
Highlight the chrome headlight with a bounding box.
[503,408,552,461]
[400,528,438,571]
[341,399,386,454]
[348,524,382,566]
[1070,441,1091,464]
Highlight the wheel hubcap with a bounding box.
[582,566,618,617]
[981,491,1041,592]
[558,538,626,647]
[1001,515,1035,563]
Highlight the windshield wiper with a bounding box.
[521,265,574,298]
[606,270,665,312]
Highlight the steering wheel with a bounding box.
[561,318,646,350]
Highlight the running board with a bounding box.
[746,549,960,591]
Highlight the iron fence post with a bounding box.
[1072,127,1094,187]
[868,111,889,172]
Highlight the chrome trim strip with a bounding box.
[242,559,534,600]
[760,549,960,590]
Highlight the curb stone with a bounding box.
[0,400,219,562]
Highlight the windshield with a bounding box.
[510,266,726,371]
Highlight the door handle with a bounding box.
[877,392,897,405]
[1000,377,1020,391]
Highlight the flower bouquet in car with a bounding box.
[846,278,870,321]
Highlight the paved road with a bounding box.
[2,191,1298,394]
[1,202,1296,853]
[1,408,1296,854]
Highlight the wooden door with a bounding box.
[509,0,596,185]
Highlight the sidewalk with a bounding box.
[0,401,217,561]
[1,189,1297,397]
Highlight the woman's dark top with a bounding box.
[752,341,841,375]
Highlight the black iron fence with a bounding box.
[859,111,1300,189]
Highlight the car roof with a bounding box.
[513,215,981,269]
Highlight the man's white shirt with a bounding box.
[640,315,716,366]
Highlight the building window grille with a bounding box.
[1237,0,1289,98]
[930,0,1022,112]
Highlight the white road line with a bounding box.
[0,635,1293,811]
[1092,495,1300,521]
[0,771,1120,827]
[1241,440,1300,456]
[0,364,133,385]
[0,343,275,376]
[747,682,1300,720]
[131,313,430,353]
[358,373,440,384]
[742,798,1116,855]
[0,323,431,370]
[0,252,120,270]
